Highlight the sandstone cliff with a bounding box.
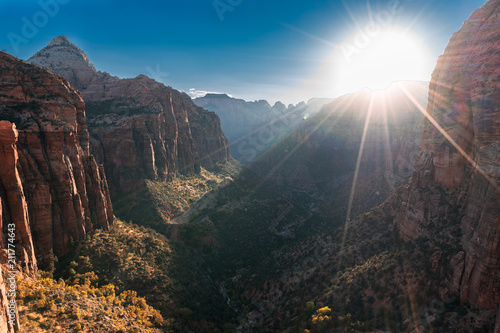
[28,36,230,193]
[393,0,500,310]
[0,52,113,267]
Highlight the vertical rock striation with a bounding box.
[28,36,230,193]
[394,0,500,309]
[0,51,114,267]
[0,122,36,271]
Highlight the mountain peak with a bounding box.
[48,35,73,47]
[28,36,97,90]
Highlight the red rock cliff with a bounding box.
[394,0,500,309]
[28,36,230,193]
[0,52,113,269]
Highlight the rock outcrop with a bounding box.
[0,51,113,268]
[394,0,500,309]
[28,36,230,193]
[194,93,333,163]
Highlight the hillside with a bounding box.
[251,81,429,221]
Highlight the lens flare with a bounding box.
[334,28,433,94]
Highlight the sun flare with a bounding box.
[334,28,433,94]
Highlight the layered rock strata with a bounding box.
[0,52,113,267]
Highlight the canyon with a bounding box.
[0,0,498,331]
[226,0,500,330]
[251,81,429,220]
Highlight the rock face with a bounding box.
[394,0,500,309]
[28,36,230,193]
[0,52,114,268]
[251,81,428,220]
[0,122,36,271]
[194,93,333,163]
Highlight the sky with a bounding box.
[0,0,488,105]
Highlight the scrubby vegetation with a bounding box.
[112,161,242,231]
[53,219,232,331]
[17,273,164,332]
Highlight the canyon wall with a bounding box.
[0,52,114,266]
[394,0,500,309]
[28,36,230,193]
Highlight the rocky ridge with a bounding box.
[28,36,230,193]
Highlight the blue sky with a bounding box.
[0,0,488,104]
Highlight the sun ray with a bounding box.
[379,92,397,190]
[339,94,375,267]
[253,94,358,193]
[279,22,337,47]
[341,0,365,33]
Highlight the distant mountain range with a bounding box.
[194,93,334,162]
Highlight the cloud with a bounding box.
[187,88,231,99]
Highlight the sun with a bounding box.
[333,28,433,94]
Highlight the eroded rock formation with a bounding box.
[0,52,113,267]
[394,0,500,309]
[28,36,230,192]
